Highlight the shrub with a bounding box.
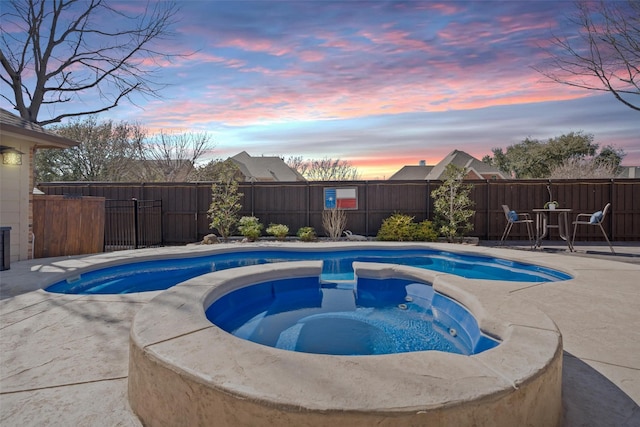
[266,223,289,240]
[413,220,439,242]
[376,213,437,242]
[297,226,317,242]
[322,208,346,240]
[237,216,263,241]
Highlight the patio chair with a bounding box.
[571,203,615,254]
[500,205,534,247]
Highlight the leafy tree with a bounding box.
[1,0,180,125]
[287,156,360,181]
[484,132,624,179]
[35,116,145,182]
[594,145,625,169]
[535,0,640,111]
[208,160,243,241]
[35,117,214,182]
[431,164,475,242]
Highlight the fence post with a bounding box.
[194,182,199,243]
[364,181,369,236]
[133,198,139,249]
[426,181,431,219]
[610,178,615,241]
[306,181,311,227]
[160,199,164,246]
[485,179,490,240]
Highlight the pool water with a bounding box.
[206,276,500,356]
[45,248,572,295]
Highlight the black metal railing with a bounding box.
[105,199,163,251]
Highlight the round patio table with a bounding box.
[532,208,574,251]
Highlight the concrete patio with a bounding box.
[1,241,639,426]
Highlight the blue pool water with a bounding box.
[206,276,500,356]
[45,248,572,295]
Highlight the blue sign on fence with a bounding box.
[324,188,336,209]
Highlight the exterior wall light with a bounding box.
[0,146,24,165]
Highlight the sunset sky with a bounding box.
[2,1,638,179]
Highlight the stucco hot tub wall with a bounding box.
[128,261,563,427]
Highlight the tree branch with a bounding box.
[1,0,184,124]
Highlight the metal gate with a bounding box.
[104,199,163,250]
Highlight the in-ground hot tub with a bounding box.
[205,272,500,356]
[129,261,563,427]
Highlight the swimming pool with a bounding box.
[46,247,572,294]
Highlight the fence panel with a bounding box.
[249,182,309,235]
[33,195,105,258]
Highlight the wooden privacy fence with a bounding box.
[33,194,105,258]
[38,179,640,245]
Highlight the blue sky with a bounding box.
[2,0,638,179]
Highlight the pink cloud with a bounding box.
[358,29,436,54]
[299,50,325,62]
[220,38,291,56]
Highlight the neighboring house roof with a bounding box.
[389,150,506,180]
[230,151,306,182]
[0,108,79,148]
[617,166,640,179]
[427,149,505,180]
[388,165,434,180]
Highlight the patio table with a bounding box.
[532,208,574,251]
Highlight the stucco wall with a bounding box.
[0,136,34,263]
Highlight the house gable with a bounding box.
[388,150,505,181]
[230,151,306,182]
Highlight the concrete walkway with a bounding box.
[1,242,639,426]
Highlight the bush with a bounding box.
[266,223,289,240]
[297,226,317,242]
[237,216,263,241]
[322,208,346,240]
[413,220,439,242]
[376,213,437,242]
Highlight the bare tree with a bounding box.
[535,0,640,111]
[284,156,308,177]
[550,157,618,179]
[141,131,215,182]
[1,0,180,125]
[287,156,360,181]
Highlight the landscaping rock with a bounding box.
[202,234,219,244]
